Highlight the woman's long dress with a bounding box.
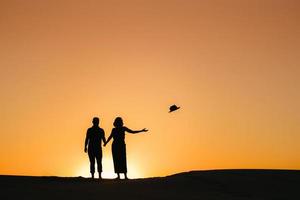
[111,127,127,173]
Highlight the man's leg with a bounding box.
[88,151,95,178]
[96,150,103,179]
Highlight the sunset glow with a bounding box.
[0,0,299,178]
[76,158,142,179]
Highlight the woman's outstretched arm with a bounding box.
[124,127,148,134]
[104,129,113,146]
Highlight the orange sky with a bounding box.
[0,0,300,178]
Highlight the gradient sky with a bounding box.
[1,0,299,178]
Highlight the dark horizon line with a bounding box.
[1,168,300,179]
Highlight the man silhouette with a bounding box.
[84,117,106,179]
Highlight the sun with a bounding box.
[76,165,117,179]
[75,158,142,179]
[76,158,116,179]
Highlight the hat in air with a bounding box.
[169,104,180,113]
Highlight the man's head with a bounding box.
[92,117,99,126]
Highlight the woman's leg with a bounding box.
[116,173,120,179]
[124,173,128,180]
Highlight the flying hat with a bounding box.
[169,104,180,113]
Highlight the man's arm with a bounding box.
[102,129,106,146]
[84,130,89,153]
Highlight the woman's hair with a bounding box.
[113,117,123,128]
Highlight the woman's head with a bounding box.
[113,117,123,128]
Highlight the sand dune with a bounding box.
[1,170,299,200]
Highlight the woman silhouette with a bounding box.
[104,117,148,179]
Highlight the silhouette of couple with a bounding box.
[84,117,148,179]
